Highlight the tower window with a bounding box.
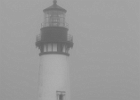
[59,94,63,100]
[56,91,65,100]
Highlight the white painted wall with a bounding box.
[39,54,70,100]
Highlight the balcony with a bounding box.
[67,34,73,42]
[41,22,69,28]
[36,34,41,42]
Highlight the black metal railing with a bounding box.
[41,22,69,28]
[67,34,73,42]
[36,34,41,42]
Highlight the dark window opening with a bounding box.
[56,91,66,100]
[59,94,63,100]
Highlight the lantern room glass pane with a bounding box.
[43,11,66,27]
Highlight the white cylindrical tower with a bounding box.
[39,55,70,100]
[36,0,73,100]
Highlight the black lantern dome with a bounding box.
[43,0,66,12]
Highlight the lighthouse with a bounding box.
[36,0,73,100]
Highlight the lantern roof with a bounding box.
[43,0,67,13]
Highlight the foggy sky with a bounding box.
[0,0,139,100]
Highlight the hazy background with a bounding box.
[0,0,139,100]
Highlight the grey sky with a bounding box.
[0,0,139,100]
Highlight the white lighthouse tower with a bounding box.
[36,0,73,100]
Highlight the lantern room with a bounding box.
[36,0,73,56]
[42,0,67,28]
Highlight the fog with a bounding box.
[0,0,139,100]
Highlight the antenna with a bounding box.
[53,0,57,5]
